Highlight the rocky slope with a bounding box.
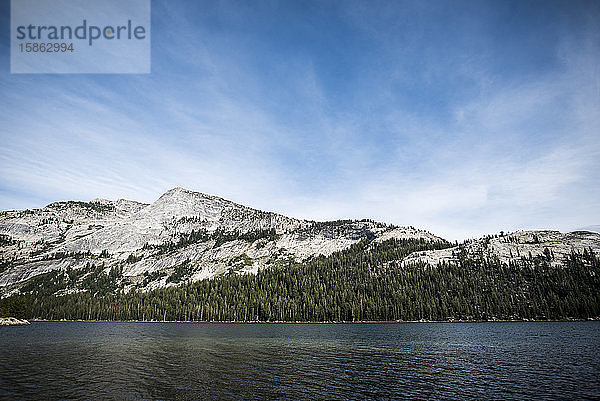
[0,187,442,295]
[402,230,600,267]
[2,188,598,298]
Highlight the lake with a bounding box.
[1,321,599,400]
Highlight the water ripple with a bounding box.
[1,322,599,400]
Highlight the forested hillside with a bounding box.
[2,238,598,322]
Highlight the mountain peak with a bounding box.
[91,198,112,204]
[158,187,215,201]
[142,187,236,223]
[165,186,188,194]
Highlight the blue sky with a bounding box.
[1,0,599,240]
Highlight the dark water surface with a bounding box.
[1,321,599,400]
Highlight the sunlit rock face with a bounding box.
[402,230,600,267]
[0,188,442,294]
[5,187,595,297]
[0,317,29,325]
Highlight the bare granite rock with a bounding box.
[0,317,30,325]
[0,188,439,294]
[3,187,595,296]
[402,230,600,267]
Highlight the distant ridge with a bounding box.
[574,225,600,234]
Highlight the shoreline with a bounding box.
[26,318,599,324]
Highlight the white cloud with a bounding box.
[1,2,598,243]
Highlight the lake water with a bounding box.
[1,321,599,400]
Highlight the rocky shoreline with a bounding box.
[0,317,30,326]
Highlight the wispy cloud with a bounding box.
[0,0,598,241]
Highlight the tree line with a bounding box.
[1,238,598,322]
